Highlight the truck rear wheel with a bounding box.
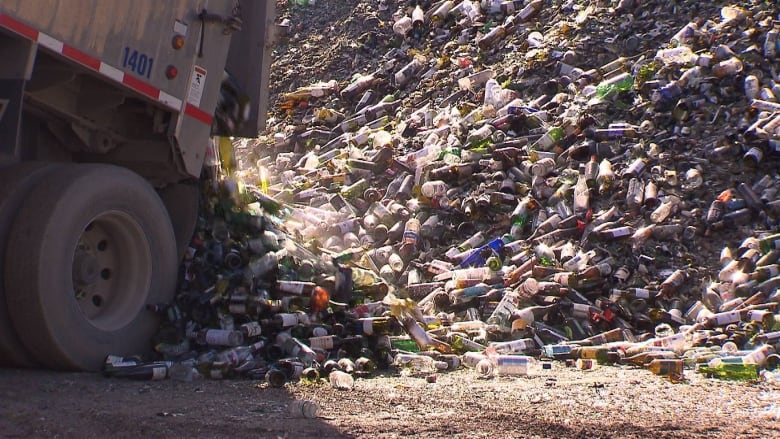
[0,163,61,368]
[3,164,177,370]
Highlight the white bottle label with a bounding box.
[494,338,533,353]
[152,367,167,380]
[428,259,452,275]
[280,313,298,327]
[280,281,306,295]
[713,310,740,326]
[112,361,138,368]
[747,310,769,324]
[205,330,232,346]
[105,354,125,365]
[658,333,685,350]
[610,227,632,238]
[337,220,356,235]
[634,288,650,299]
[744,346,770,365]
[309,336,335,350]
[242,322,262,338]
[572,303,590,319]
[554,272,571,286]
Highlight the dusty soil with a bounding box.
[1,365,778,438]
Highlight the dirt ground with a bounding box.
[1,365,778,439]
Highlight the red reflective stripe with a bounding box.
[62,45,101,70]
[123,74,159,100]
[0,14,39,40]
[184,103,213,126]
[0,13,214,127]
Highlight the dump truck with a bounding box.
[0,0,274,370]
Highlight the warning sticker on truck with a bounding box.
[187,66,207,107]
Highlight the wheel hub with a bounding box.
[70,212,151,331]
[72,248,100,287]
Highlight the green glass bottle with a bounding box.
[758,233,780,254]
[595,72,634,99]
[698,359,759,381]
[390,336,420,353]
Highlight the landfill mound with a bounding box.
[106,0,780,389]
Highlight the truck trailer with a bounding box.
[0,0,274,370]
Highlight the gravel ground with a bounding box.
[1,365,778,438]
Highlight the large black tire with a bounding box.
[4,164,177,370]
[0,163,61,368]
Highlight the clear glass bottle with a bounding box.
[393,352,447,373]
[476,354,540,377]
[596,158,615,194]
[400,316,452,353]
[485,288,521,330]
[488,338,537,355]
